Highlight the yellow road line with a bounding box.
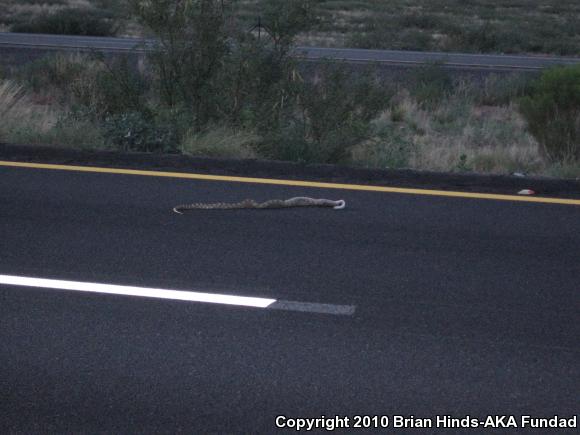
[1,160,579,206]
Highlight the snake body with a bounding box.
[173,197,346,214]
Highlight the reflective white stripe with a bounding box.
[0,275,276,308]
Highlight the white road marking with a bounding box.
[0,275,356,315]
[270,300,356,315]
[0,275,275,308]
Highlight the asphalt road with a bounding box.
[1,163,579,433]
[1,32,580,72]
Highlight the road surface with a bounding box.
[0,160,579,433]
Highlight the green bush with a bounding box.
[409,63,454,108]
[260,64,391,163]
[259,0,318,53]
[221,35,301,130]
[72,57,148,118]
[519,66,580,162]
[11,8,117,37]
[102,111,180,153]
[130,0,230,130]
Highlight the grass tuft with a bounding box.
[0,79,106,149]
[181,126,260,159]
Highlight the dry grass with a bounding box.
[0,80,57,138]
[15,52,110,113]
[350,86,551,176]
[0,78,106,148]
[181,126,259,159]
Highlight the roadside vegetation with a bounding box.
[2,1,580,56]
[0,0,132,36]
[311,0,580,56]
[0,0,578,178]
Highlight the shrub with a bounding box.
[11,8,117,37]
[260,64,391,163]
[259,0,318,53]
[221,34,303,130]
[71,56,148,118]
[409,63,454,108]
[130,0,230,130]
[101,106,195,153]
[519,66,580,162]
[102,111,178,153]
[17,53,90,97]
[16,53,147,118]
[130,0,318,134]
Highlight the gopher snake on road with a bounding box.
[173,197,346,214]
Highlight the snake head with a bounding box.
[333,200,346,210]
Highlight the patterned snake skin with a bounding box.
[173,197,346,214]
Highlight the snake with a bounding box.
[173,197,346,214]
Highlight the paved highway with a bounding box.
[1,32,580,72]
[0,159,578,433]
